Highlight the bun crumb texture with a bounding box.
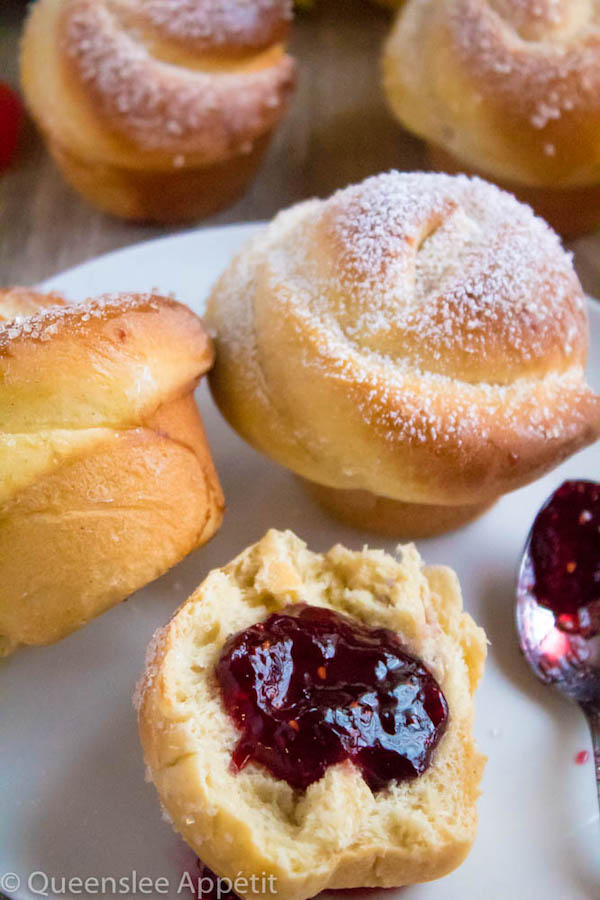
[137,529,486,900]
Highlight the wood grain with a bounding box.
[1,0,599,299]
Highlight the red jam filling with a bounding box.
[527,480,600,638]
[574,750,590,766]
[215,603,448,792]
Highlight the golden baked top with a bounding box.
[0,287,66,321]
[0,290,213,430]
[206,171,600,506]
[383,0,600,186]
[0,289,214,504]
[452,0,600,128]
[474,0,596,42]
[108,0,294,55]
[306,171,585,382]
[22,0,296,163]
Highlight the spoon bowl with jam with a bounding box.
[516,480,600,807]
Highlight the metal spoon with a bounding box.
[516,538,600,809]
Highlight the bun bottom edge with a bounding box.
[301,477,494,538]
[46,132,274,224]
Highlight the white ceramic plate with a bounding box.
[1,224,599,900]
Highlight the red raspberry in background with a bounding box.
[0,82,23,171]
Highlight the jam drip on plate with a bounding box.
[216,603,448,792]
[527,480,600,637]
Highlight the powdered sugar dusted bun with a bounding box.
[0,289,224,655]
[206,171,599,537]
[129,0,293,54]
[20,0,295,222]
[383,0,600,235]
[137,529,486,898]
[0,287,68,321]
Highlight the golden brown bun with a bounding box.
[383,0,600,234]
[20,0,296,223]
[206,171,600,537]
[137,529,487,899]
[0,289,224,656]
[302,480,495,538]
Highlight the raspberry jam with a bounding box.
[527,480,600,637]
[216,604,448,792]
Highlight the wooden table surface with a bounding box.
[1,0,600,298]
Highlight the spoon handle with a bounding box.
[581,703,600,812]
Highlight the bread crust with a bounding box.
[43,131,275,223]
[137,529,487,898]
[20,0,296,222]
[206,173,599,528]
[302,479,495,537]
[383,0,600,193]
[0,290,224,655]
[116,0,293,56]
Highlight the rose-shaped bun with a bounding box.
[384,0,600,235]
[206,171,599,536]
[21,0,296,222]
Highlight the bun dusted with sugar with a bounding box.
[0,288,223,655]
[206,171,599,537]
[384,0,600,235]
[137,529,486,898]
[20,0,296,223]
